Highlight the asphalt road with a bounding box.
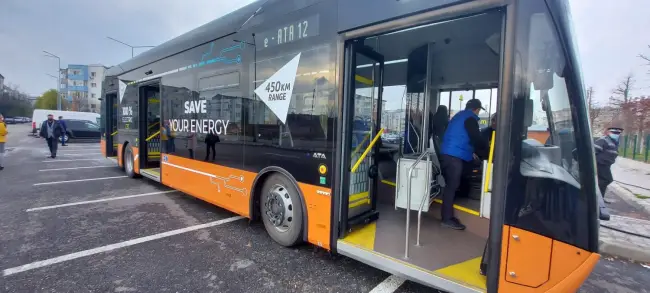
[1,123,649,293]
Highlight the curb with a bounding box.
[599,239,650,263]
[608,183,650,215]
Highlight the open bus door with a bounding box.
[339,41,385,230]
[334,1,600,292]
[137,82,162,181]
[102,92,119,160]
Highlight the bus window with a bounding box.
[505,0,589,253]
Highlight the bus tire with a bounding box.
[260,174,304,247]
[124,146,138,178]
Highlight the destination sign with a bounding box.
[257,14,319,50]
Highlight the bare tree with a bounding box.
[609,74,636,131]
[586,86,602,132]
[640,45,650,65]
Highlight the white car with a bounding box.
[31,109,100,136]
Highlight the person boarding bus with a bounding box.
[439,99,488,230]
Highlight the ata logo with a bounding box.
[313,152,326,159]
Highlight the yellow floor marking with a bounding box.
[349,191,369,202]
[143,168,160,176]
[382,180,480,216]
[342,222,376,250]
[434,257,486,291]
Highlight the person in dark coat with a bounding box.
[204,129,220,161]
[39,114,63,158]
[480,113,497,150]
[58,116,68,146]
[439,99,488,230]
[594,126,623,203]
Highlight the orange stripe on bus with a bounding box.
[132,147,140,174]
[117,144,123,168]
[160,154,254,218]
[298,183,332,250]
[499,225,599,292]
[100,138,106,157]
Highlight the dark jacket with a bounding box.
[59,119,67,131]
[39,120,63,139]
[594,136,619,182]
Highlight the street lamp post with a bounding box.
[43,50,61,110]
[107,37,155,58]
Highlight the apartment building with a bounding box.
[59,64,107,113]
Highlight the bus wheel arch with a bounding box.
[251,167,308,245]
[122,142,140,178]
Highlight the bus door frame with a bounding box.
[337,40,385,236]
[137,80,161,170]
[104,91,119,157]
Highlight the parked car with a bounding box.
[4,117,16,124]
[31,109,100,136]
[60,119,102,143]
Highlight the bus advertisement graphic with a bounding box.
[254,53,301,124]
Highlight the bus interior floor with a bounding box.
[344,202,489,290]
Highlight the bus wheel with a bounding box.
[124,146,137,178]
[260,174,303,247]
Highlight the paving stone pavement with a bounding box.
[598,158,650,262]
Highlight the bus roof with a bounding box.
[106,0,262,77]
[105,0,475,78]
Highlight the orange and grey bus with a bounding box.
[100,0,602,291]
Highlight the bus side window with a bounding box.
[505,2,590,252]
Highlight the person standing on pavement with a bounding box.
[0,114,7,170]
[594,126,623,204]
[39,114,63,159]
[439,99,489,230]
[58,116,68,146]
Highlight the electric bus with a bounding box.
[100,0,601,291]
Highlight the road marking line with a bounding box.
[26,190,178,211]
[369,275,405,293]
[33,176,128,186]
[39,166,114,172]
[42,159,103,162]
[2,216,245,276]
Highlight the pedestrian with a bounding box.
[0,114,7,170]
[439,99,489,230]
[58,116,68,146]
[187,132,197,159]
[39,114,63,159]
[204,129,219,161]
[594,125,623,204]
[162,120,175,154]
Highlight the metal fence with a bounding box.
[619,134,650,162]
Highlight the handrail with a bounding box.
[405,149,429,258]
[351,128,384,173]
[111,130,118,136]
[484,131,496,193]
[416,150,431,246]
[406,121,420,154]
[351,132,371,158]
[146,130,161,142]
[147,122,160,131]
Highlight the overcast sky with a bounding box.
[1,0,649,104]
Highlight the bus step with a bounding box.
[347,210,379,227]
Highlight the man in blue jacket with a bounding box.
[58,116,68,146]
[440,99,489,230]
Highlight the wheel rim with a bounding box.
[264,184,294,233]
[125,149,133,174]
